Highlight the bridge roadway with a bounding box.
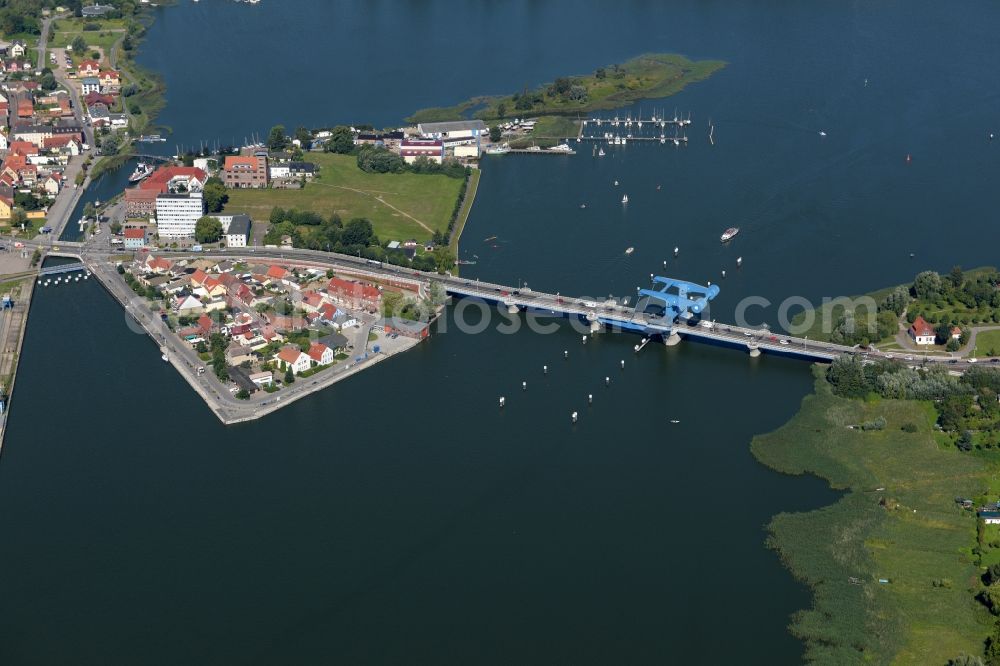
[20,242,977,367]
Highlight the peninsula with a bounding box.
[753,267,1000,664]
[406,53,726,140]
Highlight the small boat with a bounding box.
[484,235,497,242]
[670,419,680,424]
[819,130,827,137]
[456,260,477,265]
[720,227,740,243]
[161,353,169,362]
[579,204,587,209]
[625,247,634,255]
[905,154,912,163]
[486,143,510,155]
[548,143,573,153]
[525,145,542,152]
[597,148,605,156]
[613,180,619,186]
[621,194,629,204]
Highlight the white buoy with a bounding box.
[620,359,625,369]
[572,411,578,423]
[605,376,610,386]
[663,260,667,268]
[674,246,679,256]
[522,381,527,391]
[722,270,726,278]
[582,335,587,344]
[543,365,548,374]
[564,350,568,358]
[650,273,654,280]
[737,256,743,267]
[499,396,506,408]
[588,394,593,404]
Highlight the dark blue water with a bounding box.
[60,157,140,242]
[4,0,999,662]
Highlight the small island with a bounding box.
[406,53,726,144]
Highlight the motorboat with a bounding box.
[720,227,740,243]
[625,247,634,255]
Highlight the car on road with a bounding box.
[779,339,789,345]
[969,358,978,363]
[743,330,753,337]
[904,355,913,361]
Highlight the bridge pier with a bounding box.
[507,303,519,315]
[664,332,682,346]
[589,319,602,333]
[748,345,761,358]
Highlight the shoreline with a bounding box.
[750,365,993,662]
[0,277,36,454]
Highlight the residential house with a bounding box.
[123,226,147,249]
[307,342,335,366]
[77,59,101,77]
[275,346,310,375]
[80,78,102,96]
[981,511,1000,525]
[250,371,274,388]
[174,294,204,315]
[909,315,936,345]
[318,332,349,352]
[42,173,62,196]
[98,70,121,92]
[225,343,254,366]
[327,277,381,311]
[9,40,26,58]
[951,326,962,340]
[143,255,174,274]
[224,214,251,247]
[0,194,11,220]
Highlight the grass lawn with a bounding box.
[752,367,994,663]
[973,330,1000,358]
[224,153,464,243]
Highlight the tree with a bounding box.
[294,126,312,149]
[83,202,96,220]
[235,388,250,400]
[284,367,295,384]
[356,144,404,173]
[110,220,122,234]
[71,35,87,53]
[595,67,607,79]
[568,85,588,102]
[11,208,28,229]
[912,270,943,301]
[267,124,288,151]
[489,125,502,142]
[341,218,374,246]
[496,102,507,118]
[194,216,223,244]
[949,265,964,289]
[202,177,228,213]
[325,125,355,154]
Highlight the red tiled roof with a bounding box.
[139,166,208,192]
[124,227,145,238]
[224,155,259,169]
[266,265,288,279]
[277,347,304,365]
[307,343,330,363]
[910,316,935,337]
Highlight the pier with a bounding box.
[507,148,577,155]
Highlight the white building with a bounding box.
[417,119,487,141]
[269,164,290,179]
[155,191,204,238]
[225,214,251,247]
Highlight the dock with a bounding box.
[508,148,577,155]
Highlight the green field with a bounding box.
[972,330,1000,358]
[224,153,464,242]
[752,367,994,663]
[407,53,725,125]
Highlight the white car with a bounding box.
[779,339,789,345]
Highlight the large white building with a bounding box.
[417,120,487,142]
[155,192,204,238]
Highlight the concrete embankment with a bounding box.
[0,277,37,454]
